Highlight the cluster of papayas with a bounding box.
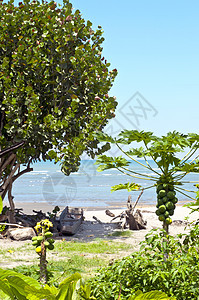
[32,231,55,253]
[155,183,178,225]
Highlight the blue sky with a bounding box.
[68,0,199,136]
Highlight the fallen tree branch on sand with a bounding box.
[107,190,147,230]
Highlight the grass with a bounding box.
[108,230,133,237]
[1,239,133,285]
[54,239,131,254]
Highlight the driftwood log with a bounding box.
[105,210,115,218]
[92,216,103,224]
[106,190,147,230]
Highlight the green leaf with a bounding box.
[130,290,175,299]
[0,278,15,300]
[111,182,141,192]
[56,273,81,300]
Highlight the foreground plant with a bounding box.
[89,228,199,299]
[96,130,199,233]
[0,269,82,299]
[128,290,176,300]
[33,219,55,284]
[0,268,175,299]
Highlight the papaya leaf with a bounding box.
[130,289,176,299]
[0,278,15,300]
[56,273,81,300]
[0,268,41,300]
[25,285,55,300]
[93,132,116,143]
[44,284,58,296]
[5,276,31,298]
[174,163,199,173]
[111,182,141,192]
[96,155,129,171]
[126,147,148,158]
[188,133,199,145]
[118,130,155,145]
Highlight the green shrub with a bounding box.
[89,227,199,300]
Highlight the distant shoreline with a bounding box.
[4,200,190,215]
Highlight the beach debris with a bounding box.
[58,207,83,235]
[110,191,146,230]
[171,220,188,226]
[7,227,36,241]
[93,216,103,224]
[0,206,61,236]
[105,210,115,218]
[0,222,23,228]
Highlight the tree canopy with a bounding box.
[0,0,117,202]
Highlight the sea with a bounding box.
[9,160,199,209]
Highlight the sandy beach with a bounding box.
[5,201,198,247]
[0,201,198,269]
[11,200,198,222]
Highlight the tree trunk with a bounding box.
[163,221,169,235]
[162,220,169,260]
[126,211,139,230]
[8,181,16,224]
[40,241,47,285]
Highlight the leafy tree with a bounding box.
[0,0,117,207]
[96,130,199,233]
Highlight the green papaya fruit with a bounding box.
[47,244,54,250]
[157,198,164,206]
[163,183,168,190]
[158,215,165,221]
[156,184,163,192]
[164,211,170,218]
[168,185,174,191]
[166,201,174,210]
[159,205,166,213]
[165,217,172,225]
[37,236,43,242]
[155,209,161,216]
[45,231,53,238]
[162,196,168,203]
[48,238,55,244]
[172,197,178,204]
[167,191,176,200]
[32,240,39,246]
[169,209,174,216]
[44,241,50,247]
[158,190,166,198]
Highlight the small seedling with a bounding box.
[32,219,55,284]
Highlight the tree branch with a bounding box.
[0,141,25,158]
[12,166,33,183]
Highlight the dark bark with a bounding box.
[8,181,16,223]
[40,241,47,285]
[163,220,169,234]
[0,144,33,223]
[0,142,25,158]
[126,211,139,230]
[111,191,146,230]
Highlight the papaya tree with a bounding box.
[96,130,199,234]
[0,0,117,209]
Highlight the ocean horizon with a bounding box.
[8,159,198,209]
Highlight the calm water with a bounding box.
[10,160,198,208]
